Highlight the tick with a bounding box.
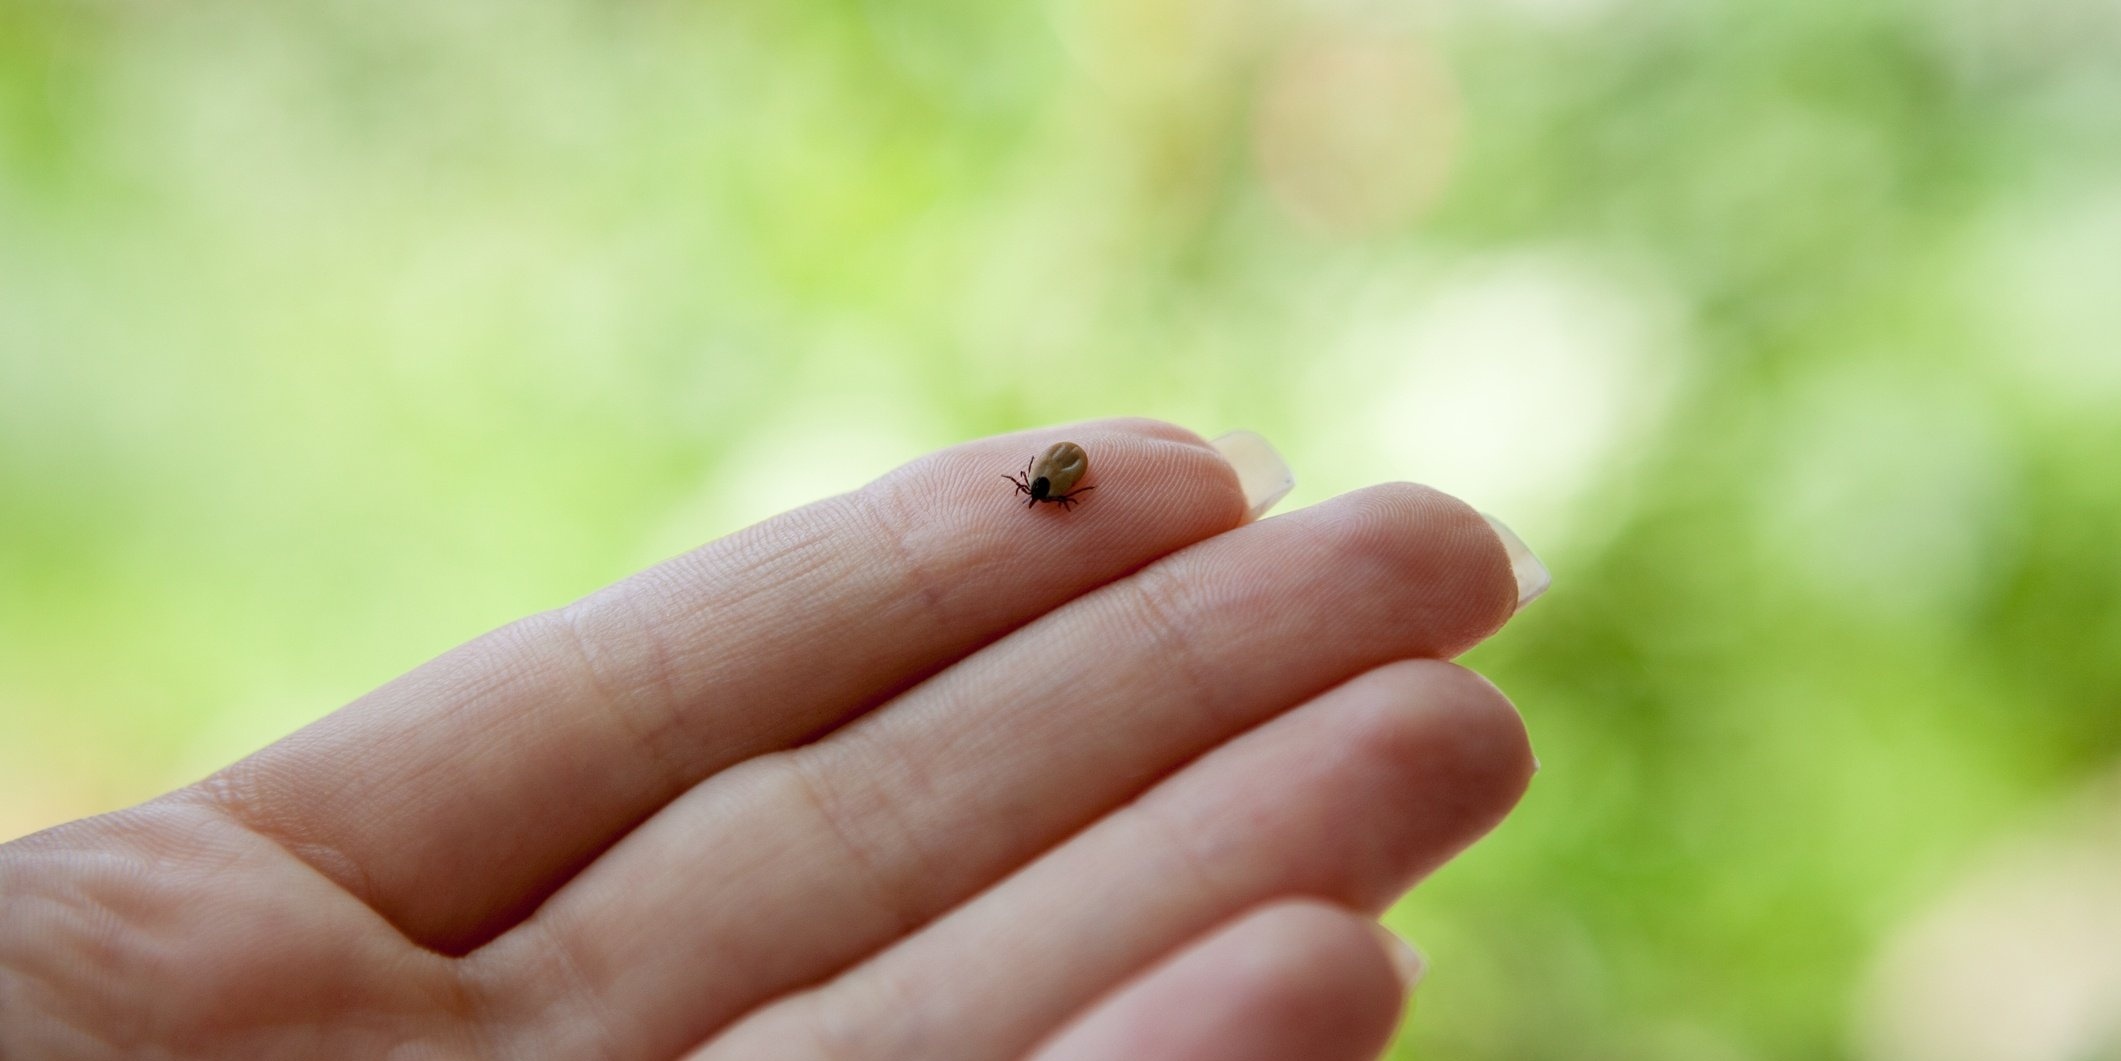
[1005,441,1097,510]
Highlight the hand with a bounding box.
[0,420,1535,1061]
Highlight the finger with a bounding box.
[693,659,1531,1061]
[191,419,1250,950]
[1028,900,1418,1061]
[476,486,1517,1057]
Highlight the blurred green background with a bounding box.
[4,0,2119,1057]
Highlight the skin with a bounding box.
[0,418,1534,1061]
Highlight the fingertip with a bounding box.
[1290,484,1519,655]
[1029,899,1410,1061]
[1365,659,1536,805]
[907,420,1250,543]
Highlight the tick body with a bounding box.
[1006,441,1096,510]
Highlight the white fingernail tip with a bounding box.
[1209,430,1294,520]
[1377,926,1429,992]
[1482,513,1551,610]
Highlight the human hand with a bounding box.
[0,420,1540,1061]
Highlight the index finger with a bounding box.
[188,419,1256,951]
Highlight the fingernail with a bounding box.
[1209,430,1295,520]
[1375,925,1429,993]
[1481,513,1551,611]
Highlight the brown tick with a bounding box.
[1005,441,1096,510]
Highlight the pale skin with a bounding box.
[0,419,1535,1061]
